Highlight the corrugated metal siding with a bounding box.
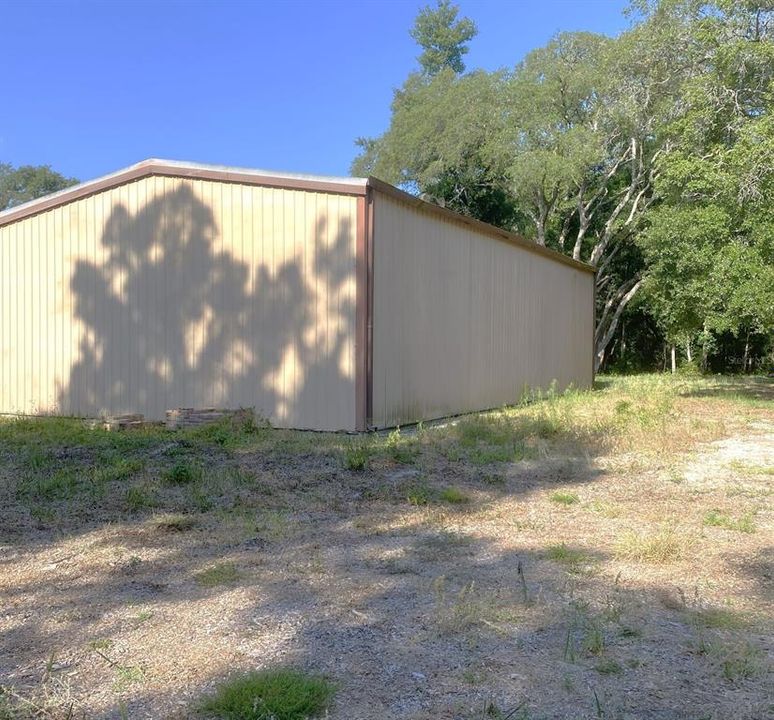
[371,192,594,427]
[0,176,358,430]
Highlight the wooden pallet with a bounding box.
[165,407,253,430]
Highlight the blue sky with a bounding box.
[3,0,630,182]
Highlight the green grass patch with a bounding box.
[703,509,756,533]
[406,483,431,506]
[113,664,145,691]
[595,658,623,675]
[199,668,334,720]
[342,441,370,471]
[163,460,203,485]
[87,638,114,651]
[151,513,197,532]
[467,443,527,465]
[125,483,158,511]
[584,500,622,518]
[550,491,579,506]
[701,639,767,682]
[194,562,242,587]
[385,428,419,464]
[545,543,591,572]
[185,413,270,449]
[456,415,514,447]
[18,467,78,501]
[439,486,470,504]
[93,456,145,484]
[691,607,752,630]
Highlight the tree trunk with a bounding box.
[671,345,676,374]
[594,278,642,373]
[686,339,692,363]
[742,330,750,373]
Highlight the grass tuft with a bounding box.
[703,510,756,533]
[151,513,197,532]
[342,441,370,471]
[200,668,334,720]
[125,483,157,511]
[386,428,419,464]
[594,658,623,675]
[439,486,470,504]
[691,607,752,630]
[406,483,431,506]
[163,461,202,485]
[550,491,580,506]
[545,543,591,573]
[194,562,242,587]
[615,525,689,564]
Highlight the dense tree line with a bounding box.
[353,0,773,373]
[0,163,77,212]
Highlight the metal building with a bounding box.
[0,159,594,430]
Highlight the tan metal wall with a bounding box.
[0,176,358,429]
[371,192,594,428]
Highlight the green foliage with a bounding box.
[352,1,774,372]
[199,668,334,720]
[410,0,477,76]
[0,162,77,210]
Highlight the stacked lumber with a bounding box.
[165,407,253,430]
[86,413,145,431]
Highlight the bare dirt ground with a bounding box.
[0,375,772,719]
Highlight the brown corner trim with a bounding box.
[355,195,368,431]
[366,187,374,429]
[0,160,368,228]
[366,177,595,275]
[354,187,375,431]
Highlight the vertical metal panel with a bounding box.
[371,192,595,428]
[0,177,358,430]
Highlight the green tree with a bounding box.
[353,1,773,372]
[0,163,78,211]
[410,0,477,76]
[639,1,773,369]
[352,69,519,227]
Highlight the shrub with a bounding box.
[199,668,334,720]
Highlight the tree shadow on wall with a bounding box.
[59,184,356,428]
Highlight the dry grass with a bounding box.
[0,374,771,719]
[615,524,692,564]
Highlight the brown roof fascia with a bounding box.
[0,160,368,228]
[366,177,595,275]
